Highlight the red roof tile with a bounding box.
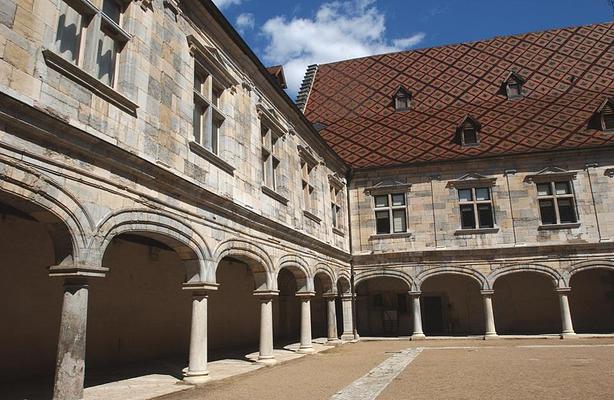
[303,23,614,168]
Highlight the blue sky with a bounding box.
[212,0,613,97]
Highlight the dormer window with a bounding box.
[393,86,412,112]
[597,98,614,132]
[503,71,526,100]
[458,116,481,146]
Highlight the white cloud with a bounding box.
[236,13,255,33]
[212,0,242,9]
[260,0,426,96]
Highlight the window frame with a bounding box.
[193,62,226,155]
[373,192,409,235]
[457,187,495,230]
[331,185,342,230]
[536,181,579,226]
[261,124,281,192]
[54,0,131,89]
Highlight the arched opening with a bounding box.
[356,277,411,337]
[0,191,68,398]
[570,268,614,333]
[312,272,334,340]
[493,271,560,335]
[209,256,262,357]
[420,274,484,336]
[86,232,196,384]
[336,277,350,336]
[274,266,307,346]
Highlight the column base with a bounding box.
[327,338,343,346]
[484,333,499,340]
[340,334,355,341]
[561,332,577,339]
[297,346,315,354]
[411,333,426,341]
[183,371,210,385]
[256,356,278,366]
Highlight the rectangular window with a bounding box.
[373,193,408,234]
[261,125,280,191]
[54,0,130,87]
[331,186,342,229]
[193,65,225,155]
[458,187,495,229]
[537,181,578,225]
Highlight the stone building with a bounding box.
[0,0,613,398]
[301,22,614,339]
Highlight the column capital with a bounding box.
[182,282,219,294]
[253,290,279,300]
[480,290,495,296]
[555,287,572,294]
[49,264,108,278]
[340,293,355,300]
[322,292,338,299]
[408,291,422,297]
[296,291,316,299]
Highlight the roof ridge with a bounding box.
[317,21,614,68]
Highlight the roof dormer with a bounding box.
[596,98,614,132]
[393,85,412,112]
[457,115,482,146]
[503,71,526,100]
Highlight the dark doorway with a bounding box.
[423,296,444,335]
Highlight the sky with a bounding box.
[211,0,614,98]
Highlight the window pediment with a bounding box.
[525,167,577,183]
[297,145,321,168]
[364,179,412,196]
[187,35,238,89]
[257,103,287,137]
[328,174,345,190]
[447,173,496,189]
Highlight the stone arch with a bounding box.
[337,273,351,295]
[355,269,414,291]
[0,159,93,266]
[417,267,487,291]
[565,260,614,286]
[314,263,336,295]
[487,264,564,289]
[93,209,213,283]
[213,238,274,291]
[277,254,313,293]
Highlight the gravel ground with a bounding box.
[156,338,614,400]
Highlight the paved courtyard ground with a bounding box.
[157,338,614,400]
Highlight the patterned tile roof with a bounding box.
[303,23,614,169]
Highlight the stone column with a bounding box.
[53,279,89,400]
[254,290,278,365]
[340,294,355,341]
[410,291,425,340]
[297,292,315,353]
[182,284,216,385]
[556,288,576,338]
[324,294,341,344]
[481,290,498,339]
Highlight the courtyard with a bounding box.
[156,338,614,400]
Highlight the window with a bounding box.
[374,193,407,234]
[458,187,494,229]
[537,181,578,225]
[331,186,342,229]
[54,0,130,87]
[458,116,481,146]
[193,66,226,154]
[301,161,315,211]
[261,125,280,191]
[393,86,412,112]
[504,71,526,100]
[507,81,522,97]
[599,99,614,132]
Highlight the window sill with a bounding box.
[303,210,321,224]
[189,141,235,176]
[42,49,138,116]
[538,223,581,231]
[261,186,288,205]
[369,232,412,241]
[332,227,345,237]
[454,227,499,235]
